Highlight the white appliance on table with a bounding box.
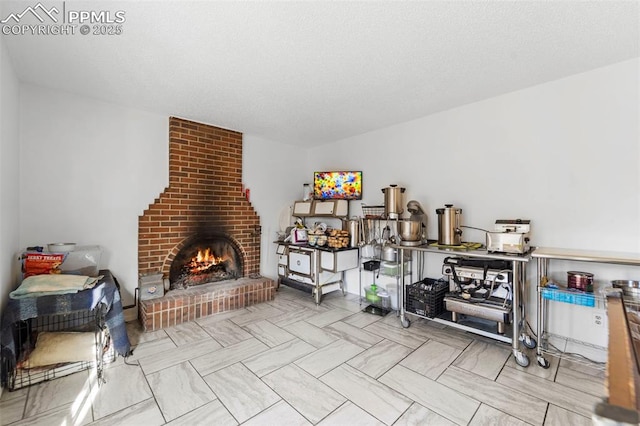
[486,219,531,254]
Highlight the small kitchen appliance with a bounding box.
[401,200,427,245]
[486,219,531,254]
[436,204,463,245]
[397,219,423,246]
[381,184,405,219]
[442,257,513,334]
[346,219,360,248]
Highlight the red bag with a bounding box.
[22,253,66,278]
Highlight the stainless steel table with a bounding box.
[396,243,534,367]
[532,247,640,368]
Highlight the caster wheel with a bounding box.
[537,356,551,369]
[514,352,530,368]
[401,318,411,328]
[522,335,537,349]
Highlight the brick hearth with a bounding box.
[139,277,276,331]
[138,117,274,331]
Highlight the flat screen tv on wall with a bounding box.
[313,171,362,200]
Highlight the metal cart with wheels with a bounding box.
[533,247,640,369]
[397,243,534,368]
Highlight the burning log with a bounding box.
[170,247,236,290]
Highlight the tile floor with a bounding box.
[0,286,606,425]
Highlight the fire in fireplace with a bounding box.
[169,236,243,290]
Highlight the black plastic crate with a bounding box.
[363,260,380,271]
[406,278,448,318]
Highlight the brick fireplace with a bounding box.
[137,117,276,331]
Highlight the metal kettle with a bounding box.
[381,244,409,262]
[436,204,463,245]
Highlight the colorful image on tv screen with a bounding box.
[314,171,362,200]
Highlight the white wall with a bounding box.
[0,38,20,311]
[313,58,639,253]
[310,58,640,350]
[17,87,306,305]
[242,133,309,279]
[19,85,168,306]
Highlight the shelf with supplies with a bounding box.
[533,246,640,369]
[358,249,412,316]
[537,296,639,372]
[537,286,609,369]
[539,284,640,311]
[394,242,535,368]
[361,257,410,278]
[540,286,601,308]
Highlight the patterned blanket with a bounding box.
[1,270,132,386]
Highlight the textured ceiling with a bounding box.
[2,1,639,146]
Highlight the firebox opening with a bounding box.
[169,237,243,290]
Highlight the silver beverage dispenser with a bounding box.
[436,204,463,245]
[346,219,361,248]
[381,184,405,219]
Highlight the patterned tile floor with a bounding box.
[0,286,606,425]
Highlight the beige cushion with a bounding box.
[23,332,96,368]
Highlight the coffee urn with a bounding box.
[436,204,463,245]
[381,184,405,219]
[346,219,360,248]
